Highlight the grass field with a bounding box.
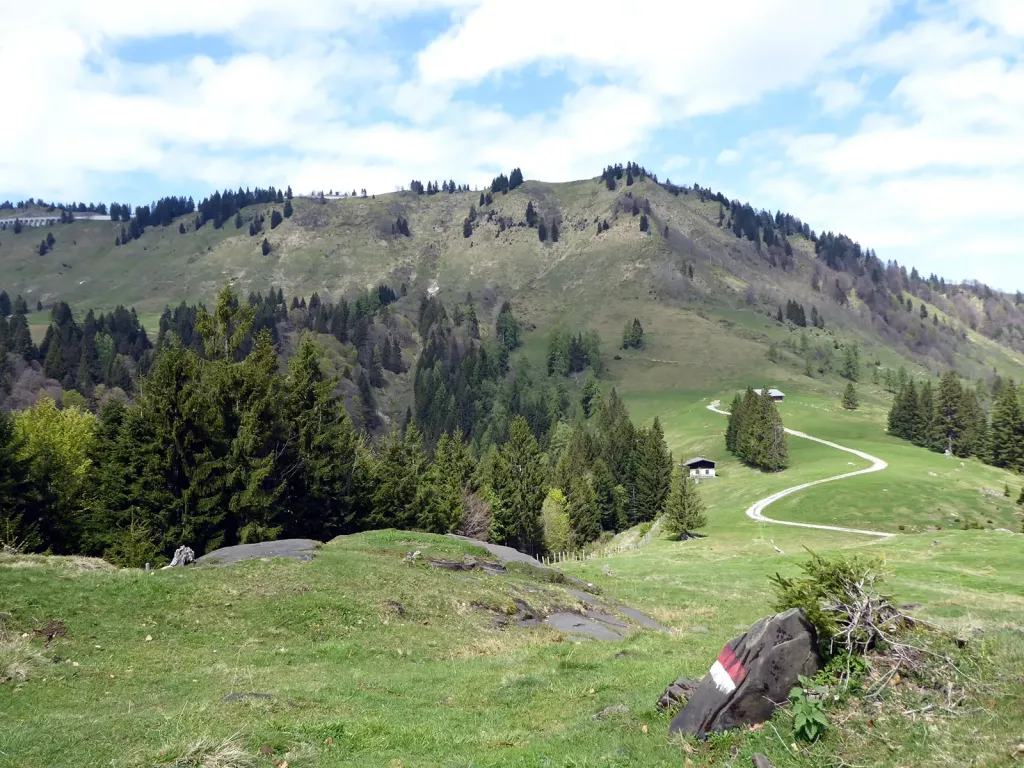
[3,384,1023,768]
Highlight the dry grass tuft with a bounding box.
[161,737,256,768]
[0,614,48,684]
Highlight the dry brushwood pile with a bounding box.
[770,550,974,711]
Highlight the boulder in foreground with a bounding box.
[668,608,823,737]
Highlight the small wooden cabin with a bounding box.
[754,388,785,402]
[682,457,716,478]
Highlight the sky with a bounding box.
[1,0,1022,288]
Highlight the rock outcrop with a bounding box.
[668,608,823,737]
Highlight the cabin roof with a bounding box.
[753,388,785,397]
[682,456,716,466]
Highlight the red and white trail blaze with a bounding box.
[709,644,747,694]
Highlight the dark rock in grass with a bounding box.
[197,539,320,566]
[222,692,273,702]
[545,612,625,641]
[656,678,699,711]
[668,608,823,738]
[752,754,775,768]
[592,704,630,720]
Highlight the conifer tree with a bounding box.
[631,418,671,522]
[0,409,37,550]
[490,416,546,554]
[989,381,1023,471]
[285,335,358,536]
[724,392,745,453]
[842,382,859,410]
[417,432,475,534]
[663,467,707,539]
[371,423,429,531]
[841,342,860,381]
[227,330,287,544]
[525,201,536,227]
[566,475,600,547]
[932,372,970,456]
[538,218,548,241]
[283,199,293,218]
[591,457,624,531]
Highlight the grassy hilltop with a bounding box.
[3,389,1023,768]
[2,175,1022,390]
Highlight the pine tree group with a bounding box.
[887,372,986,458]
[725,388,789,471]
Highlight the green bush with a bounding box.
[769,549,889,658]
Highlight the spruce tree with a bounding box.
[417,432,475,534]
[631,419,671,522]
[662,467,707,539]
[842,382,859,410]
[566,475,600,547]
[285,334,358,536]
[724,392,745,453]
[591,457,624,531]
[371,423,429,531]
[538,218,548,242]
[841,342,860,381]
[0,408,38,551]
[283,199,293,218]
[932,372,972,456]
[228,330,287,544]
[489,416,546,554]
[989,382,1024,471]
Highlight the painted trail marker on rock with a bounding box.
[709,644,747,694]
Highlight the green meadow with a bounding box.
[3,385,1023,768]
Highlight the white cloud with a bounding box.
[0,0,1021,288]
[717,150,741,166]
[743,10,1024,288]
[662,155,692,174]
[813,78,866,115]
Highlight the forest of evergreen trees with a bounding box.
[725,388,790,471]
[1,285,694,566]
[886,371,993,460]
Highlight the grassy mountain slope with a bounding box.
[2,176,1021,394]
[3,393,1023,767]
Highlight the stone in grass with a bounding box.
[668,608,823,738]
[656,678,699,712]
[592,704,630,720]
[752,754,775,768]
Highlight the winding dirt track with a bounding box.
[707,401,894,539]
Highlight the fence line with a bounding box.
[540,516,663,565]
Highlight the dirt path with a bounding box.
[706,401,894,539]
